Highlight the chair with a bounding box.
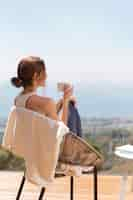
[16,166,98,200]
[2,107,103,200]
[15,132,103,200]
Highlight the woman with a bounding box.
[11,56,73,125]
[11,56,103,172]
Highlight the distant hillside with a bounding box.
[1,81,133,118]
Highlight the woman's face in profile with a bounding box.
[39,70,47,87]
[34,70,47,87]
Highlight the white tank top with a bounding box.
[15,92,36,108]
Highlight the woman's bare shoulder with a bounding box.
[34,95,58,119]
[32,95,55,107]
[26,94,58,119]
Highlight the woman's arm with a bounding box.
[56,95,77,113]
[56,98,63,114]
[44,98,69,125]
[60,99,69,125]
[46,86,73,125]
[28,86,73,125]
[60,86,73,124]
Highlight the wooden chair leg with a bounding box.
[16,175,26,200]
[93,166,98,200]
[70,176,74,200]
[38,187,46,200]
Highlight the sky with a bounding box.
[0,0,133,85]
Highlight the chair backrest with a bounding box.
[2,106,69,158]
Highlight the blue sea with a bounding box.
[1,81,133,119]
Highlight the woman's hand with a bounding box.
[61,85,73,124]
[63,85,73,103]
[69,95,77,105]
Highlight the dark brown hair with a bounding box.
[11,56,45,88]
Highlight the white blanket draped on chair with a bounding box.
[2,106,69,187]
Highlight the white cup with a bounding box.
[57,82,72,92]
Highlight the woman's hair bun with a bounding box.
[11,77,23,88]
